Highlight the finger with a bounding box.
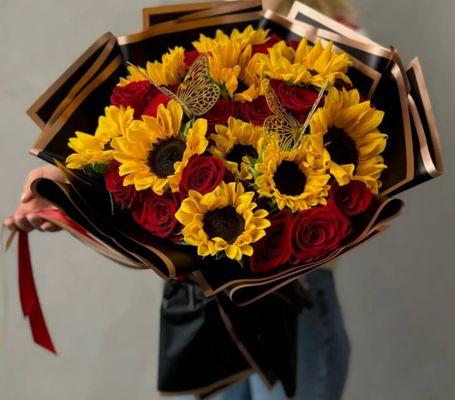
[26,214,45,230]
[3,217,15,230]
[21,179,36,204]
[40,222,61,232]
[14,215,34,232]
[22,168,45,203]
[21,190,34,203]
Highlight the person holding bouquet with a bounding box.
[4,162,350,400]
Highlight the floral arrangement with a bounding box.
[64,26,387,273]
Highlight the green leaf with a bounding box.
[93,162,108,174]
[180,118,194,138]
[219,83,230,99]
[83,164,97,178]
[266,198,277,212]
[82,162,108,177]
[248,165,260,180]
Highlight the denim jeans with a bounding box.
[172,269,350,400]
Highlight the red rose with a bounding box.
[251,34,282,54]
[288,40,300,50]
[238,96,272,126]
[132,191,181,238]
[179,155,226,196]
[328,180,373,216]
[290,206,351,263]
[269,79,319,121]
[110,81,151,119]
[184,50,200,69]
[143,90,171,117]
[250,210,292,273]
[202,99,238,133]
[105,161,141,209]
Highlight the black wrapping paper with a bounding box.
[158,279,311,398]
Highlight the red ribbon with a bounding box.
[18,230,56,354]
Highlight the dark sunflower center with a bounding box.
[203,206,245,244]
[147,137,186,178]
[324,127,358,167]
[226,144,258,165]
[273,160,307,196]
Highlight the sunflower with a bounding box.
[293,39,352,87]
[119,46,186,87]
[255,138,330,212]
[193,26,269,55]
[244,39,351,91]
[66,106,134,169]
[66,133,112,169]
[228,26,270,49]
[241,52,269,99]
[112,100,208,193]
[175,181,271,261]
[209,118,265,181]
[192,26,269,97]
[309,87,387,194]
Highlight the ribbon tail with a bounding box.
[18,231,57,354]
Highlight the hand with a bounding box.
[3,165,66,232]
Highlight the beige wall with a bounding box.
[340,0,455,398]
[0,1,454,399]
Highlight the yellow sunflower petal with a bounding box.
[176,182,269,260]
[309,87,387,191]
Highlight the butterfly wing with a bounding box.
[125,62,180,103]
[293,78,329,147]
[263,79,302,151]
[177,54,220,117]
[264,114,300,151]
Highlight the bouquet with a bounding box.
[24,0,442,312]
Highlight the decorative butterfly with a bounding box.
[126,53,220,118]
[262,78,328,151]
